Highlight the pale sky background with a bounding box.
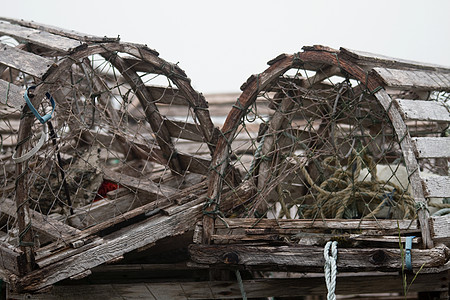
[2,0,450,94]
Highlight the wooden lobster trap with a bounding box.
[191,46,450,297]
[0,17,219,293]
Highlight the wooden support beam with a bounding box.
[413,137,450,158]
[373,68,450,91]
[0,21,84,54]
[0,42,56,79]
[10,272,450,299]
[375,90,433,249]
[0,198,81,241]
[0,79,24,109]
[395,99,450,122]
[189,243,450,272]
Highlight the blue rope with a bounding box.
[24,86,55,124]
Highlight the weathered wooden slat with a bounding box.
[0,42,55,78]
[0,198,81,241]
[164,119,204,142]
[148,85,188,106]
[123,57,164,74]
[11,271,449,299]
[0,17,119,43]
[15,200,206,292]
[373,67,450,90]
[214,218,419,231]
[430,215,450,245]
[413,137,450,158]
[341,47,450,72]
[103,169,177,198]
[395,99,450,122]
[0,119,19,133]
[0,241,26,276]
[422,175,450,198]
[0,79,24,109]
[0,21,83,54]
[189,244,449,272]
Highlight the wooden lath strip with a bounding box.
[0,42,55,79]
[373,67,450,90]
[413,137,450,158]
[395,99,450,122]
[0,21,84,54]
[0,79,24,109]
[0,17,119,43]
[422,175,450,198]
[341,47,450,72]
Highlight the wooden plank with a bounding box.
[422,175,450,198]
[0,79,24,109]
[0,17,119,43]
[148,85,188,106]
[189,243,449,272]
[123,57,164,74]
[413,137,450,158]
[164,119,204,142]
[430,214,450,245]
[0,241,26,275]
[341,47,450,72]
[0,42,55,78]
[9,272,449,299]
[103,169,177,198]
[0,21,84,54]
[0,198,81,241]
[214,218,419,231]
[15,201,206,292]
[395,99,450,122]
[373,67,450,90]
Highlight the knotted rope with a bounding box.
[324,241,338,300]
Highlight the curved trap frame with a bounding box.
[194,46,450,275]
[0,18,216,292]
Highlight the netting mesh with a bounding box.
[217,64,430,222]
[0,41,212,248]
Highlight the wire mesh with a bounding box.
[0,40,213,251]
[217,63,450,224]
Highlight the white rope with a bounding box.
[324,241,338,300]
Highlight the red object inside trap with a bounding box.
[94,180,119,201]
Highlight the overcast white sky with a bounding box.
[2,0,450,93]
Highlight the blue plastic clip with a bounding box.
[24,86,55,124]
[405,236,414,271]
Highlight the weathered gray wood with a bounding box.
[103,169,177,198]
[148,86,188,106]
[0,198,81,241]
[0,21,84,54]
[374,67,450,90]
[395,99,450,122]
[422,175,450,198]
[9,272,449,299]
[123,57,164,74]
[413,137,450,158]
[164,119,204,142]
[189,243,449,272]
[0,79,24,109]
[341,47,450,72]
[0,241,26,275]
[0,17,119,43]
[0,42,55,78]
[215,218,419,231]
[375,90,433,248]
[430,214,450,245]
[15,201,206,292]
